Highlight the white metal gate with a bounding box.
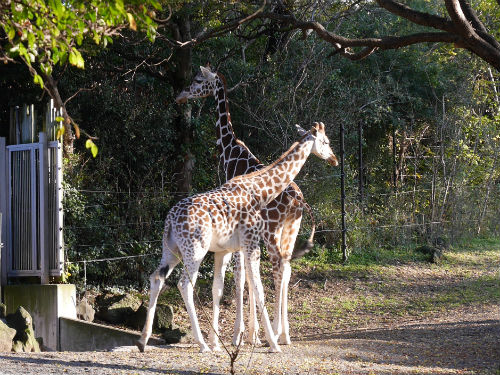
[6,136,63,280]
[0,102,64,284]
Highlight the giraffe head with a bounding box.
[296,122,339,166]
[176,65,218,104]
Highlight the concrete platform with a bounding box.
[59,317,164,351]
[4,284,77,350]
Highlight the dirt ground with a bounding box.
[0,306,497,375]
[0,240,498,375]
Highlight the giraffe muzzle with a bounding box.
[328,155,339,167]
[175,92,189,104]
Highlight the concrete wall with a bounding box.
[4,284,77,350]
[59,318,163,352]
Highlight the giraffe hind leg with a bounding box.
[177,254,211,353]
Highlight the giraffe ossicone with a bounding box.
[136,120,338,354]
[176,65,335,349]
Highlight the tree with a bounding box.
[0,0,162,152]
[249,1,500,71]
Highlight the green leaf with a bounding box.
[127,13,137,31]
[7,27,15,40]
[69,48,84,69]
[27,32,35,48]
[56,125,65,140]
[115,0,125,14]
[33,74,44,88]
[150,0,162,10]
[85,139,98,157]
[91,143,98,157]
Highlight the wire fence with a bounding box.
[63,174,500,294]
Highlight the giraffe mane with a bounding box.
[216,72,232,124]
[230,132,310,182]
[235,139,262,164]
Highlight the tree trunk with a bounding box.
[42,73,75,155]
[170,14,194,197]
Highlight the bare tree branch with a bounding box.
[248,1,500,71]
[376,0,456,33]
[174,0,268,49]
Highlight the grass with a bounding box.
[287,236,499,330]
[143,235,498,340]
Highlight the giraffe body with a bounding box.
[176,66,317,347]
[137,120,338,353]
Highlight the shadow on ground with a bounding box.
[297,317,500,373]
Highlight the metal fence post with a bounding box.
[340,122,347,262]
[39,132,50,284]
[358,121,364,207]
[0,137,7,287]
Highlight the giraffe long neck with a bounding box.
[230,134,315,207]
[215,74,263,182]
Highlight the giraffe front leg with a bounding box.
[278,215,302,345]
[271,258,284,340]
[246,272,261,346]
[245,249,280,353]
[232,251,246,347]
[209,252,232,351]
[279,261,292,345]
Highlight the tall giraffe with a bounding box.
[176,65,318,348]
[137,121,338,353]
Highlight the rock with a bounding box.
[0,303,6,319]
[162,327,192,344]
[6,307,40,352]
[154,303,174,331]
[0,319,16,352]
[125,302,174,332]
[76,298,95,322]
[126,302,147,330]
[415,245,444,263]
[432,247,444,264]
[11,340,23,353]
[96,293,142,325]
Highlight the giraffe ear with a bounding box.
[295,124,308,137]
[200,65,216,79]
[310,123,319,136]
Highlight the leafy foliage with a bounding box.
[0,0,160,87]
[0,1,499,290]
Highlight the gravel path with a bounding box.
[0,306,497,375]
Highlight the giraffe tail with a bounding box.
[291,201,316,260]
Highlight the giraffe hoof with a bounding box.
[232,333,244,347]
[212,345,222,352]
[199,345,212,353]
[278,336,291,345]
[268,345,282,353]
[251,338,262,346]
[232,339,244,347]
[136,340,146,353]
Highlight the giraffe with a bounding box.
[137,121,338,353]
[176,65,317,348]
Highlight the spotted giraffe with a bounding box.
[176,66,327,348]
[137,121,338,353]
